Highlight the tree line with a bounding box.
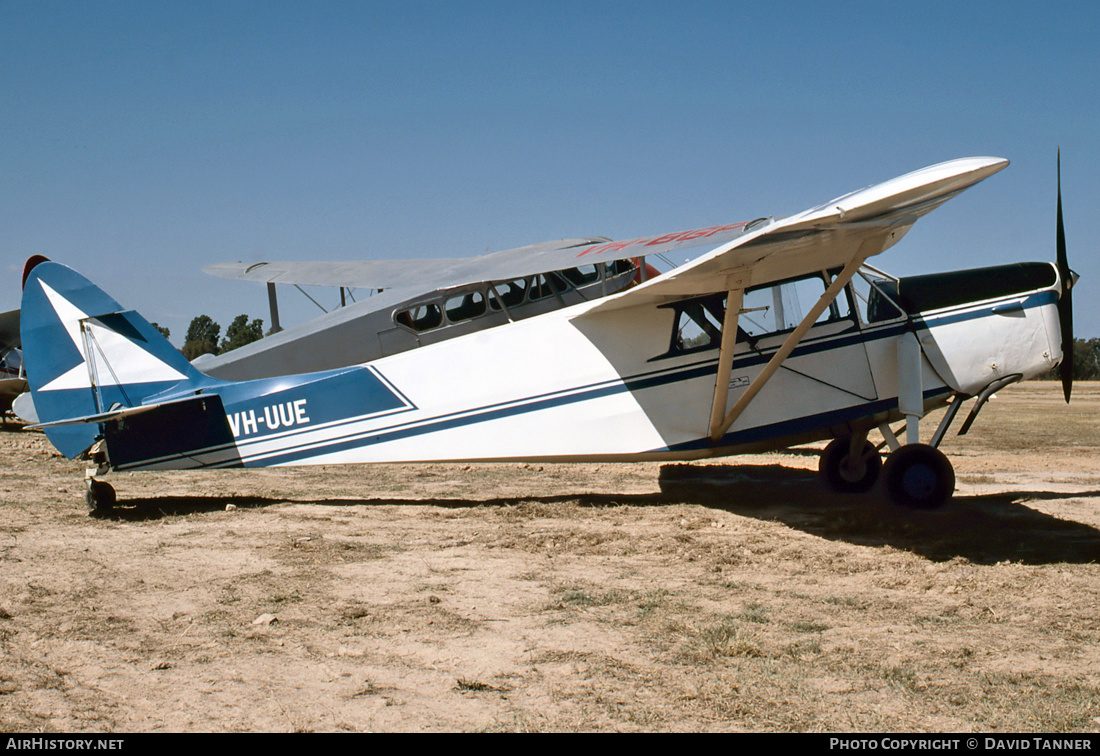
[1037,337,1100,381]
[150,315,267,360]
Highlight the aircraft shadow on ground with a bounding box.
[651,463,1100,566]
[109,463,1100,566]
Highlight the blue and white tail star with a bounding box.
[35,279,187,394]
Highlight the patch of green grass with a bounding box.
[549,583,630,610]
[636,588,670,617]
[738,601,769,624]
[694,617,763,659]
[790,619,829,633]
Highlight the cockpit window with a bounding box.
[740,274,849,337]
[654,272,855,360]
[673,295,726,352]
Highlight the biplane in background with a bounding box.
[18,156,1076,514]
[198,228,742,381]
[0,308,27,416]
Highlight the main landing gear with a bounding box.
[819,433,955,510]
[880,443,954,510]
[819,436,881,494]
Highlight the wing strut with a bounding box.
[708,241,881,442]
[267,283,282,334]
[707,287,745,440]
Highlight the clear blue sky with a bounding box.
[2,0,1097,341]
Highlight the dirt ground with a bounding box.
[2,382,1100,732]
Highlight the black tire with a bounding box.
[85,480,116,513]
[882,444,955,509]
[819,436,881,494]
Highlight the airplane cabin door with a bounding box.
[723,272,878,430]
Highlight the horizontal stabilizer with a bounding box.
[28,393,212,429]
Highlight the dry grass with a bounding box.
[1,384,1100,731]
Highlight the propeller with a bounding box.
[1056,148,1074,403]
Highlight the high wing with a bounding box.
[568,156,1010,444]
[203,222,756,293]
[583,157,1010,312]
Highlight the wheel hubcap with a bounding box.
[901,464,936,498]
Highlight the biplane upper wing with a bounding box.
[203,238,608,292]
[583,157,1010,312]
[204,221,757,293]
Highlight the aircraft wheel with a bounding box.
[882,444,955,510]
[819,436,881,493]
[85,480,116,514]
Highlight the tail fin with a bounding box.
[21,259,206,458]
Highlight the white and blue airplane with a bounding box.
[19,156,1074,513]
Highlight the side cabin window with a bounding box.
[852,272,906,324]
[739,273,851,338]
[394,303,443,332]
[609,259,634,276]
[561,265,600,288]
[654,272,855,360]
[445,291,486,323]
[529,272,568,301]
[488,279,528,310]
[671,293,726,354]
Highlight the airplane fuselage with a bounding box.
[104,261,1062,472]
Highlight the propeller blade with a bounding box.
[1056,149,1073,403]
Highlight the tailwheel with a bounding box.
[85,479,116,514]
[882,444,955,510]
[819,436,881,494]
